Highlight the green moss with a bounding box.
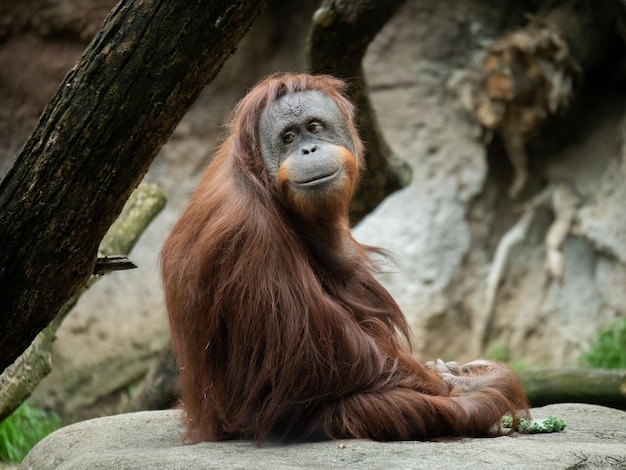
[0,403,62,464]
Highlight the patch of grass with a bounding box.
[579,318,626,369]
[487,343,509,363]
[486,343,528,371]
[0,403,62,464]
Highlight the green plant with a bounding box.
[486,343,528,371]
[487,343,509,363]
[579,318,626,369]
[502,415,566,433]
[0,403,62,464]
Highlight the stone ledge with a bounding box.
[19,403,626,469]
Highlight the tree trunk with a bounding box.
[307,0,411,224]
[0,0,266,373]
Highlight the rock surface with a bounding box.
[19,404,626,470]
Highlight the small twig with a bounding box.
[93,255,137,275]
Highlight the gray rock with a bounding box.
[19,403,626,469]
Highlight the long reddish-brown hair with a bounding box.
[161,73,528,443]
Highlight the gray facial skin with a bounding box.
[258,90,356,181]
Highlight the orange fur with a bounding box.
[161,73,529,443]
[277,145,358,222]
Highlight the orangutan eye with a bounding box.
[308,121,323,133]
[283,130,296,143]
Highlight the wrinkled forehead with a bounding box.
[260,90,344,127]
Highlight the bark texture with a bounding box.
[0,0,266,372]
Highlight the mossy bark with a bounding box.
[521,368,626,410]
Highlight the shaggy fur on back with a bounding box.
[161,73,529,443]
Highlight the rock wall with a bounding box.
[357,0,625,364]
